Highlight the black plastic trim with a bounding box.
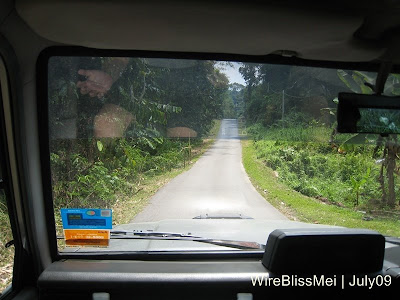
[36,51,58,262]
[58,250,264,261]
[37,259,399,299]
[39,46,400,72]
[262,228,385,275]
[0,34,32,296]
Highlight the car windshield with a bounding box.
[47,56,400,253]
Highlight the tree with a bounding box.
[222,92,236,119]
[228,83,245,118]
[239,63,342,126]
[159,61,228,136]
[239,63,260,119]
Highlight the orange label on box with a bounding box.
[64,229,110,247]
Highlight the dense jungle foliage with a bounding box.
[234,63,400,210]
[48,58,229,214]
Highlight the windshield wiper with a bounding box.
[385,235,400,245]
[110,230,265,250]
[57,231,265,250]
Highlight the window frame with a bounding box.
[0,45,28,298]
[37,46,394,261]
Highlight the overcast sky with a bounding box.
[216,62,246,85]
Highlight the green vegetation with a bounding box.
[238,63,400,236]
[242,139,400,237]
[221,93,236,119]
[51,138,202,210]
[206,119,222,139]
[52,125,221,235]
[247,124,398,209]
[0,192,13,292]
[48,57,230,233]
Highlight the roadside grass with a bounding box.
[242,139,400,237]
[206,119,222,139]
[237,118,247,137]
[0,193,14,293]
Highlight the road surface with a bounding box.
[132,119,287,222]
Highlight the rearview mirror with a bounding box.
[337,93,400,134]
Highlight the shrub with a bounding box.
[252,125,383,207]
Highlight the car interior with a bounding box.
[1,0,400,299]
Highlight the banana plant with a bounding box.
[337,70,400,207]
[350,167,371,206]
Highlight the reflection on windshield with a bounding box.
[47,57,400,252]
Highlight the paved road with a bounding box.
[132,119,287,222]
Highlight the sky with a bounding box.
[216,62,246,85]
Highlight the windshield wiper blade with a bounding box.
[111,231,199,238]
[385,235,400,245]
[109,230,265,250]
[56,231,265,250]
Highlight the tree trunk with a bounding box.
[379,146,387,206]
[386,140,397,208]
[67,139,75,180]
[88,138,96,164]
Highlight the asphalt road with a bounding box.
[132,119,287,222]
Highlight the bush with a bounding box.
[251,125,382,207]
[50,137,198,211]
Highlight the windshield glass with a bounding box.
[47,56,400,253]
